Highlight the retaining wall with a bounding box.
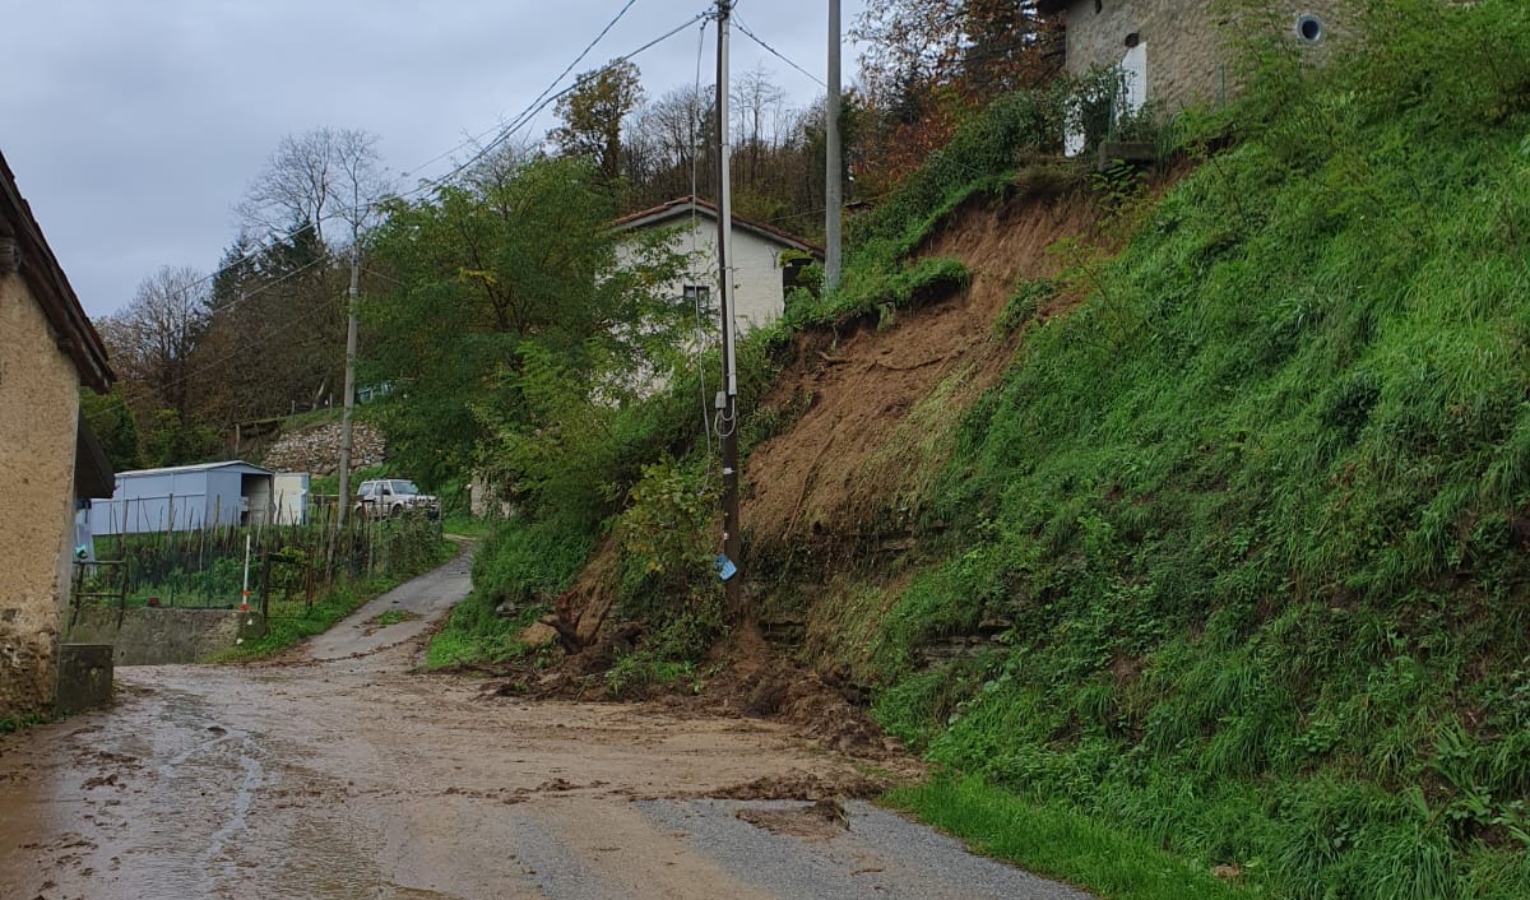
[66,609,267,666]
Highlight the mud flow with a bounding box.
[1,552,1089,899]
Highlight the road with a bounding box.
[0,549,1090,900]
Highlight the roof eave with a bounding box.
[611,197,825,260]
[0,151,114,393]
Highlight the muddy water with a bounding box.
[0,553,1090,900]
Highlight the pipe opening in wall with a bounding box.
[1123,31,1141,48]
[1296,14,1324,43]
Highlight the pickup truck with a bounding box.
[354,479,440,519]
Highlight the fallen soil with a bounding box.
[743,187,1103,554]
[0,554,1091,900]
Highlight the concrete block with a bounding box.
[55,643,112,713]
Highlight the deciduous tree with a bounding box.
[550,60,645,183]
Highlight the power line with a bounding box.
[733,14,826,89]
[87,254,339,431]
[399,0,646,185]
[401,11,712,200]
[112,8,710,331]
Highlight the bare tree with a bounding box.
[237,127,390,247]
[626,84,716,206]
[732,65,786,148]
[101,266,211,418]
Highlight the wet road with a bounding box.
[0,550,1090,900]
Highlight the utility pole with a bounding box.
[716,0,743,613]
[825,0,843,291]
[336,185,360,529]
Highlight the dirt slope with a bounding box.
[743,189,1100,553]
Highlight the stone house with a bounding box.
[1039,0,1351,116]
[611,197,823,337]
[1,150,115,719]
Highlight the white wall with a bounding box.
[615,217,795,336]
[272,473,309,525]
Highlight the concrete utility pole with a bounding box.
[336,188,361,529]
[825,0,843,291]
[716,0,743,612]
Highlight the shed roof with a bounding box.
[611,196,824,259]
[0,150,113,393]
[116,461,274,479]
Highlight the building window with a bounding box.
[683,284,716,319]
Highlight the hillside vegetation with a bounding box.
[828,3,1530,898]
[437,1,1530,896]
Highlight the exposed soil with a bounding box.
[735,799,850,842]
[743,188,1103,554]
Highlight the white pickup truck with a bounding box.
[354,479,440,519]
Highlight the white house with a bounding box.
[611,196,823,336]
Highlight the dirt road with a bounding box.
[0,551,1089,900]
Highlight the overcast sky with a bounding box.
[2,0,867,319]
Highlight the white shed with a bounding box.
[88,461,275,535]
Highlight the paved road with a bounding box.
[0,550,1091,900]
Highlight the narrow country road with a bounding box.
[0,549,1090,900]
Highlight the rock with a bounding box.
[263,422,386,475]
[517,623,560,649]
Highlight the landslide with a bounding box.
[742,187,1099,557]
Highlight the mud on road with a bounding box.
[0,551,1089,900]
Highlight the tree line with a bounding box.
[87,0,1064,476]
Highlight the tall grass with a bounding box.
[859,2,1530,897]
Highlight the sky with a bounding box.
[1,0,867,319]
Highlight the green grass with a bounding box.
[370,609,418,627]
[208,530,454,662]
[886,777,1247,900]
[776,3,1530,898]
[0,710,55,736]
[442,515,493,539]
[425,591,546,670]
[209,574,402,662]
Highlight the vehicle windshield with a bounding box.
[394,481,421,494]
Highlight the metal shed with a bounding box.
[88,461,275,535]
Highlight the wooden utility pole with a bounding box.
[336,186,361,529]
[825,0,843,291]
[716,0,743,612]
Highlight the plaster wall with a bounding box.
[0,273,81,718]
[616,219,793,335]
[1061,0,1352,114]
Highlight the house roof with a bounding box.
[0,150,113,393]
[610,196,825,260]
[116,461,274,479]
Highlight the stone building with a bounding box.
[1,150,115,719]
[1039,0,1351,115]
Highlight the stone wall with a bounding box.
[0,273,80,719]
[263,421,386,476]
[65,608,265,666]
[1060,0,1353,114]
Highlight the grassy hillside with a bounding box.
[851,2,1530,897]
